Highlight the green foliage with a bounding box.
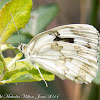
[88,0,100,100]
[1,44,14,51]
[0,54,54,84]
[0,0,59,84]
[90,0,100,85]
[0,0,32,43]
[21,3,59,36]
[93,50,100,84]
[0,0,10,9]
[7,33,32,46]
[93,69,100,84]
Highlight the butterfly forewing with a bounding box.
[23,24,99,83]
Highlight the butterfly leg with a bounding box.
[7,59,27,71]
[15,59,27,68]
[14,59,27,70]
[15,59,27,63]
[34,64,48,87]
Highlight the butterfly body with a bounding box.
[18,24,99,83]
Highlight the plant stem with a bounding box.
[0,46,6,81]
[90,0,99,27]
[88,0,99,100]
[88,84,99,100]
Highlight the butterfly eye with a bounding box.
[20,48,22,51]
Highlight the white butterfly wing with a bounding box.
[25,24,99,83]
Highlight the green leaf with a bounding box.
[93,68,100,84]
[0,0,32,43]
[0,46,5,67]
[7,32,33,46]
[21,3,59,36]
[0,55,55,84]
[6,53,23,71]
[93,72,100,84]
[93,46,100,84]
[1,44,15,51]
[0,0,33,83]
[0,46,6,81]
[0,0,10,10]
[0,1,55,85]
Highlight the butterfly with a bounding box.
[18,24,99,86]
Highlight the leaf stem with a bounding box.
[90,0,99,27]
[0,47,6,81]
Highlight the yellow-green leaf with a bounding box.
[0,0,32,43]
[0,56,55,84]
[0,0,10,10]
[1,44,15,51]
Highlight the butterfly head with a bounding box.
[18,43,27,54]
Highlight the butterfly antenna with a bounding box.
[10,12,22,44]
